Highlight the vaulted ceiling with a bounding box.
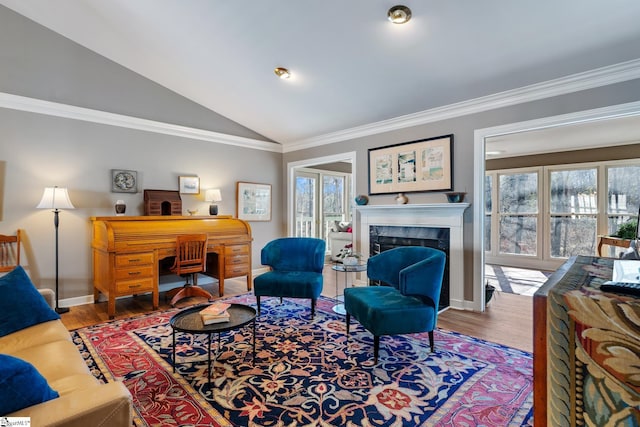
[2,0,640,152]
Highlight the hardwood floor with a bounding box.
[60,265,533,353]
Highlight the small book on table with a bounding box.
[199,302,231,325]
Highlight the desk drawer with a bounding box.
[116,277,154,294]
[226,254,249,266]
[225,244,249,256]
[225,263,249,277]
[115,252,154,267]
[115,265,154,281]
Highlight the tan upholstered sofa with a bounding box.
[0,269,132,426]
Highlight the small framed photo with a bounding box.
[179,176,200,194]
[111,169,137,193]
[236,181,272,221]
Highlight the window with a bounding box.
[498,171,538,256]
[607,165,640,235]
[322,174,347,240]
[484,175,492,252]
[486,159,640,269]
[548,168,597,257]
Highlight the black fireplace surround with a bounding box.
[369,225,450,310]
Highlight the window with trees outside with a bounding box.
[485,159,640,270]
[294,169,351,242]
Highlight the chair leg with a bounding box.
[373,336,380,364]
[256,296,261,315]
[429,330,435,352]
[345,313,350,336]
[169,285,213,307]
[311,298,316,318]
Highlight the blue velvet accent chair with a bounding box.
[344,246,446,363]
[253,237,326,318]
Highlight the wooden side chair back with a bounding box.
[166,234,212,306]
[0,229,21,273]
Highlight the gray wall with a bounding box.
[3,4,640,306]
[0,5,271,142]
[0,7,283,302]
[284,79,640,300]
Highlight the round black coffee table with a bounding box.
[170,303,256,386]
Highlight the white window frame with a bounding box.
[486,158,640,271]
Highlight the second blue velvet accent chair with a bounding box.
[344,246,446,363]
[253,237,326,318]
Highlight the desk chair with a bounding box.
[344,246,446,364]
[0,229,21,273]
[166,234,212,306]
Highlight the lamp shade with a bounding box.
[36,187,75,210]
[205,189,222,202]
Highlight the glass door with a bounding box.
[294,171,318,237]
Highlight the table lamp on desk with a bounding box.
[205,189,222,216]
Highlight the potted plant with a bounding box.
[485,282,497,305]
[613,218,638,239]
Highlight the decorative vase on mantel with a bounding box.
[395,193,408,204]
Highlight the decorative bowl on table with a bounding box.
[342,256,359,266]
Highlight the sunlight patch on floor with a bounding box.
[485,264,552,296]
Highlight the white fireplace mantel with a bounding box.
[356,203,470,310]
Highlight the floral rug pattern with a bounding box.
[71,294,533,426]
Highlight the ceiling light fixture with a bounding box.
[388,5,412,24]
[274,67,291,79]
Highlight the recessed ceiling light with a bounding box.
[274,67,291,79]
[486,150,504,156]
[388,5,412,24]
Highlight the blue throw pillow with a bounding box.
[0,266,60,337]
[0,354,59,415]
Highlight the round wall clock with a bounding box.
[111,169,137,193]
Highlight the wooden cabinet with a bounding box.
[91,216,252,319]
[533,256,640,426]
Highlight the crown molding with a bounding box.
[3,58,639,154]
[0,92,283,153]
[284,58,640,153]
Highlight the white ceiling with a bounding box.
[2,0,640,152]
[486,114,640,159]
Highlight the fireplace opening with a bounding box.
[369,225,450,310]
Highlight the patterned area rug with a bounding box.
[71,294,533,426]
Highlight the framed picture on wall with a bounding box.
[111,169,138,193]
[236,181,272,221]
[179,176,200,194]
[368,134,453,195]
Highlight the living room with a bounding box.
[2,2,640,426]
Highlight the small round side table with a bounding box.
[331,262,367,315]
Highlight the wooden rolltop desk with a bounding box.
[91,216,252,318]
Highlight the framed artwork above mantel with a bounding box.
[368,134,453,195]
